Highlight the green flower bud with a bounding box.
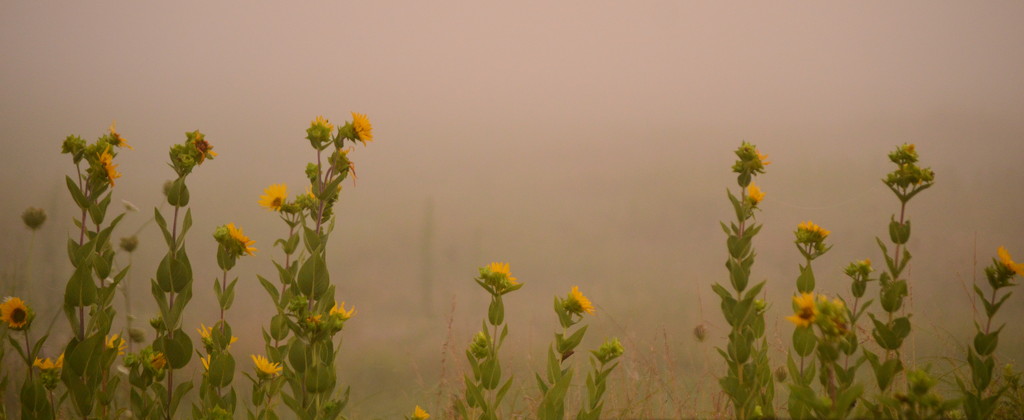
[61,134,87,162]
[593,337,624,364]
[120,236,139,253]
[21,207,46,230]
[129,327,146,343]
[469,331,489,359]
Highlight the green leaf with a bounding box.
[209,352,236,387]
[792,326,816,357]
[975,326,1002,357]
[65,264,97,307]
[296,254,328,299]
[155,329,193,369]
[796,264,815,293]
[66,176,89,209]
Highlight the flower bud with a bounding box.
[21,207,47,230]
[120,236,139,253]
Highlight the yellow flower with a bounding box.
[785,292,817,328]
[106,334,126,355]
[747,182,765,205]
[0,297,30,329]
[33,354,63,371]
[99,146,121,187]
[193,131,217,164]
[200,354,211,372]
[486,262,518,285]
[150,352,167,370]
[108,121,133,149]
[197,323,212,340]
[566,286,596,315]
[412,405,430,420]
[314,115,335,131]
[330,302,356,321]
[252,354,282,377]
[797,221,830,238]
[998,246,1024,276]
[756,148,771,166]
[259,184,288,211]
[351,112,373,145]
[227,223,257,255]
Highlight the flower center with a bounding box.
[12,308,26,323]
[272,197,283,207]
[798,307,814,321]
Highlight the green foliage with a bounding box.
[715,142,774,419]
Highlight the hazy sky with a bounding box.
[3,2,1024,415]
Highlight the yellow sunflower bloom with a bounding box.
[486,262,518,285]
[566,286,596,315]
[150,352,167,370]
[109,121,133,149]
[33,354,63,371]
[201,354,211,372]
[330,302,356,321]
[797,221,830,239]
[998,246,1024,276]
[351,112,373,145]
[786,292,817,328]
[252,354,282,377]
[412,405,430,420]
[227,223,257,255]
[259,184,288,211]
[0,297,31,329]
[197,323,212,339]
[99,146,121,187]
[756,148,771,166]
[313,115,335,132]
[747,182,765,206]
[106,334,126,355]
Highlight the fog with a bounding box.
[2,2,1024,417]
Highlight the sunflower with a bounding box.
[200,354,211,372]
[412,405,430,420]
[150,352,167,371]
[785,293,817,328]
[351,112,373,144]
[109,121,133,149]
[565,286,596,315]
[747,182,765,206]
[796,221,830,241]
[258,183,288,211]
[33,354,64,371]
[252,354,282,378]
[192,131,217,164]
[0,297,32,330]
[99,146,121,187]
[756,148,771,166]
[227,223,257,255]
[486,262,518,286]
[106,334,126,355]
[330,302,356,321]
[313,115,334,132]
[998,246,1024,276]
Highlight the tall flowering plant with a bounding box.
[958,247,1023,418]
[455,263,523,420]
[125,130,216,420]
[712,142,774,419]
[862,144,935,416]
[254,113,372,420]
[58,123,132,418]
[192,223,254,418]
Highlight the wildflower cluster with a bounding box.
[250,113,373,420]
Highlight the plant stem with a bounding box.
[24,331,33,381]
